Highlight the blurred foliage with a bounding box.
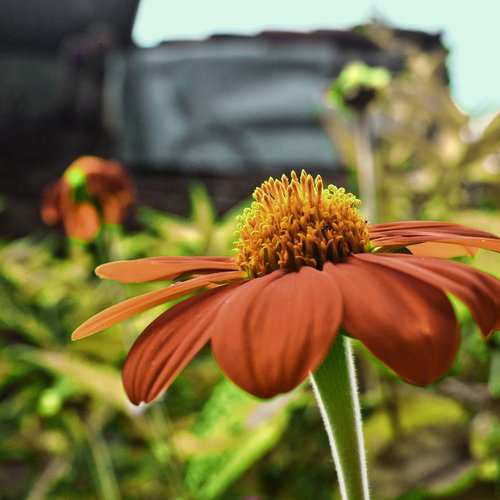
[136,183,246,257]
[326,61,391,115]
[323,41,500,223]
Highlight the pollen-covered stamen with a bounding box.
[235,170,370,277]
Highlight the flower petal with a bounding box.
[369,221,500,256]
[101,194,128,225]
[123,283,240,404]
[40,180,63,225]
[211,267,343,399]
[370,220,499,235]
[86,160,134,199]
[71,270,245,340]
[356,253,500,338]
[324,259,460,386]
[64,201,101,242]
[96,256,240,283]
[405,241,478,258]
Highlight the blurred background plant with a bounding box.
[323,38,500,225]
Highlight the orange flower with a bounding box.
[41,156,135,242]
[72,171,500,404]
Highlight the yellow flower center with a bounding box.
[235,171,370,277]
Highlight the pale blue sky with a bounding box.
[133,0,500,115]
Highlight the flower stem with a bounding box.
[353,110,378,224]
[310,335,369,500]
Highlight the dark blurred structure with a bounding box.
[0,1,448,237]
[108,31,397,172]
[0,0,138,159]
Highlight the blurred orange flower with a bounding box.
[72,171,500,403]
[41,156,135,242]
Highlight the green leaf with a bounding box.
[16,347,128,412]
[183,380,299,499]
[189,183,216,232]
[487,351,500,397]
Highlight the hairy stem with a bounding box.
[310,335,370,499]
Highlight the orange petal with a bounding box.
[96,257,239,283]
[101,194,126,225]
[123,283,240,404]
[71,270,245,340]
[356,253,500,338]
[369,221,500,256]
[407,241,478,258]
[324,259,460,386]
[64,201,101,242]
[86,159,134,198]
[40,180,63,225]
[211,267,343,399]
[370,221,497,234]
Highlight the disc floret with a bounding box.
[235,171,370,277]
